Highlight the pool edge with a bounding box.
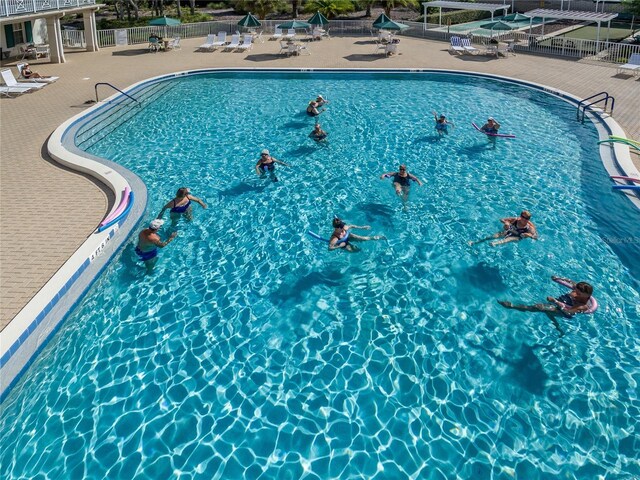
[1,67,637,401]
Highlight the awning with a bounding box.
[422,1,510,27]
[524,9,618,43]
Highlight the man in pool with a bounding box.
[256,149,289,182]
[499,276,594,317]
[136,219,177,271]
[469,210,538,247]
[329,217,385,252]
[433,111,454,136]
[380,164,423,202]
[310,123,328,142]
[480,117,501,134]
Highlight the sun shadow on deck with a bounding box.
[244,54,288,62]
[111,49,151,56]
[343,54,387,62]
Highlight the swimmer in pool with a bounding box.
[256,149,289,182]
[480,117,501,134]
[158,187,207,222]
[310,123,328,142]
[433,111,454,136]
[315,95,329,107]
[499,276,594,317]
[380,164,423,202]
[329,217,385,252]
[135,219,177,271]
[306,101,325,117]
[468,210,538,247]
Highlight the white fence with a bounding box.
[96,19,640,66]
[0,0,96,17]
[62,29,86,48]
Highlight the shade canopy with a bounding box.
[277,20,313,29]
[238,13,262,28]
[308,11,329,26]
[501,13,531,22]
[148,16,181,26]
[372,13,392,28]
[480,20,518,31]
[374,20,410,31]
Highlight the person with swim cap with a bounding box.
[315,95,329,107]
[310,123,328,142]
[469,210,538,247]
[433,111,454,136]
[329,217,385,252]
[306,101,325,117]
[499,276,594,317]
[136,219,177,271]
[380,164,423,202]
[256,149,289,182]
[158,187,207,222]
[480,117,501,134]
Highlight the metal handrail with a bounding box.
[577,91,615,123]
[94,82,138,104]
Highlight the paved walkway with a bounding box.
[1,35,639,329]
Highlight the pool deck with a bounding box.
[1,35,639,329]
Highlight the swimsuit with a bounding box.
[135,247,158,261]
[307,108,319,117]
[312,132,327,140]
[170,198,191,214]
[483,127,498,134]
[332,230,350,246]
[393,173,411,187]
[436,122,447,132]
[505,220,530,238]
[260,162,275,172]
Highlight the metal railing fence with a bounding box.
[1,0,96,17]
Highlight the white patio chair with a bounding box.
[0,85,35,97]
[237,35,253,51]
[278,40,289,55]
[496,42,511,57]
[35,45,50,59]
[1,69,46,90]
[271,27,283,40]
[287,43,300,56]
[197,34,216,51]
[285,29,296,39]
[16,63,59,83]
[617,53,640,76]
[224,34,241,51]
[461,38,480,55]
[298,43,311,55]
[167,37,181,50]
[210,32,228,50]
[449,36,465,54]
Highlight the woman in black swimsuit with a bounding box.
[469,210,538,247]
[380,164,423,201]
[255,149,289,182]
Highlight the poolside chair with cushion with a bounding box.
[1,69,46,90]
[617,53,640,76]
[197,34,216,51]
[210,32,228,50]
[237,35,253,52]
[271,28,283,40]
[224,34,241,51]
[461,38,480,55]
[16,63,59,83]
[449,36,465,55]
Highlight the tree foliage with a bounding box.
[304,0,354,19]
[381,0,420,17]
[622,0,640,16]
[236,0,287,18]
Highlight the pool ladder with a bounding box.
[577,92,615,124]
[94,82,139,105]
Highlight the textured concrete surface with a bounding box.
[1,34,639,329]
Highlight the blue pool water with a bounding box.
[2,72,639,479]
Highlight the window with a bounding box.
[13,23,25,45]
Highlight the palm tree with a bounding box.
[304,0,354,19]
[238,0,286,19]
[382,0,420,17]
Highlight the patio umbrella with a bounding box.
[501,13,531,22]
[372,13,392,28]
[308,11,329,26]
[237,13,262,29]
[480,20,517,37]
[277,20,312,30]
[374,20,410,31]
[148,16,181,38]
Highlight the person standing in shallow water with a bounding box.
[158,187,207,222]
[135,219,177,271]
[380,164,423,202]
[256,149,289,182]
[328,217,385,252]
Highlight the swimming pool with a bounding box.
[2,71,639,478]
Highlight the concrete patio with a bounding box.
[1,34,639,328]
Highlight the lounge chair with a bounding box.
[285,29,296,39]
[0,85,35,97]
[224,34,241,51]
[237,35,253,51]
[461,38,480,55]
[197,34,216,51]
[210,32,228,50]
[1,69,46,90]
[16,63,59,83]
[167,37,181,50]
[271,28,283,40]
[617,53,640,76]
[449,36,465,55]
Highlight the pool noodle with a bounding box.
[307,231,330,243]
[611,185,640,191]
[100,187,131,226]
[610,176,640,183]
